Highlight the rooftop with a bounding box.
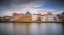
[25,11,32,16]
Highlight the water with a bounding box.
[0,23,64,35]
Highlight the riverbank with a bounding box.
[12,21,64,23]
[0,21,64,23]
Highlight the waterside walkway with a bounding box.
[11,21,64,23]
[0,21,64,23]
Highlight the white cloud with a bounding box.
[0,0,63,16]
[33,5,43,7]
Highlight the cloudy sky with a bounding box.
[0,0,64,16]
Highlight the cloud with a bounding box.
[0,0,64,8]
[0,7,63,17]
[33,5,43,7]
[0,0,45,16]
[0,0,64,16]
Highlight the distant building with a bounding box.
[32,14,38,21]
[12,13,21,21]
[23,11,32,21]
[47,12,54,21]
[37,13,42,21]
[1,16,11,21]
[20,13,24,21]
[41,14,47,21]
[32,13,48,21]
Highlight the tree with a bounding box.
[56,14,62,21]
[57,14,62,19]
[62,11,64,21]
[0,16,2,21]
[62,11,64,16]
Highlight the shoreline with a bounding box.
[0,21,64,23]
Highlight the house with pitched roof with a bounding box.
[32,14,38,21]
[22,11,32,21]
[12,13,21,21]
[47,12,54,21]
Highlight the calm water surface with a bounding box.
[0,23,64,35]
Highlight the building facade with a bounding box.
[32,14,38,21]
[22,11,32,21]
[41,14,47,21]
[13,13,21,21]
[20,13,24,21]
[37,13,42,21]
[47,12,54,21]
[1,16,11,21]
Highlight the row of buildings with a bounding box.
[1,11,63,22]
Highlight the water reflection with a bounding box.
[0,23,64,35]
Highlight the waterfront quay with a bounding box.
[1,20,64,23]
[12,21,64,23]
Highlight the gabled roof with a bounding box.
[25,11,32,16]
[13,13,20,16]
[21,13,24,15]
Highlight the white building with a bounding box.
[32,14,38,21]
[41,15,47,21]
[47,12,54,21]
[47,15,54,21]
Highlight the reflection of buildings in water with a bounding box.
[0,23,13,34]
[38,23,63,35]
[25,23,30,35]
[29,23,39,35]
[13,23,31,35]
[13,23,22,34]
[61,23,64,35]
[13,23,39,35]
[13,23,29,35]
[0,23,63,35]
[8,23,64,35]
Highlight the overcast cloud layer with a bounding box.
[0,0,64,16]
